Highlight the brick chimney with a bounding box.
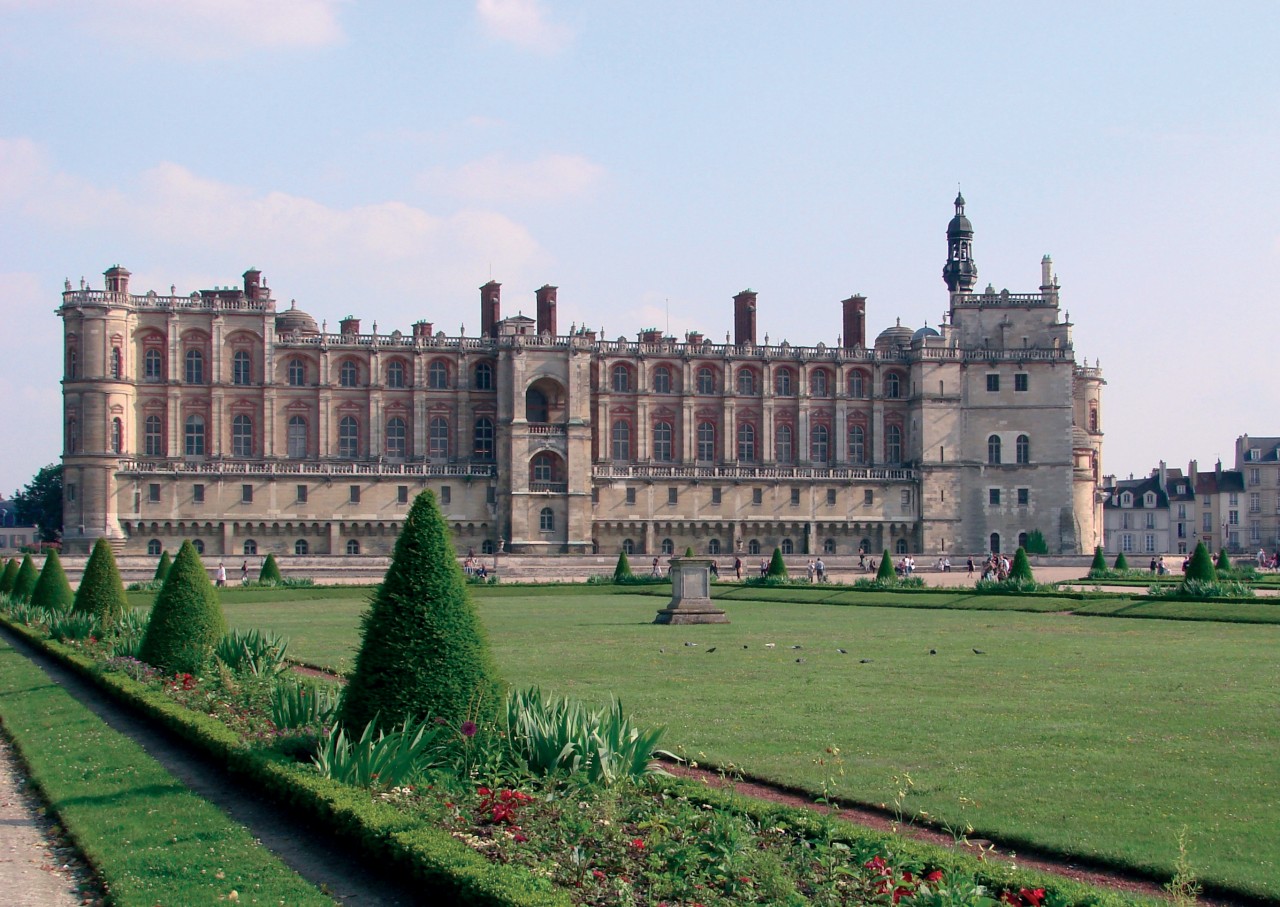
[733,290,757,346]
[412,320,433,339]
[536,284,558,336]
[480,281,501,338]
[243,268,263,301]
[842,294,866,349]
[340,316,360,335]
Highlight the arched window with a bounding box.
[242,539,258,556]
[1018,532,1029,550]
[849,370,867,398]
[428,361,449,389]
[884,372,901,399]
[811,424,830,463]
[192,539,205,554]
[652,421,673,461]
[295,539,309,556]
[147,539,162,556]
[67,418,79,454]
[144,349,163,382]
[1016,434,1030,465]
[661,538,674,555]
[611,364,631,392]
[748,539,760,555]
[111,347,122,380]
[429,417,450,459]
[988,434,1002,465]
[339,360,359,387]
[823,538,836,554]
[347,539,361,555]
[990,532,1001,553]
[287,416,308,458]
[811,370,829,396]
[110,417,123,454]
[67,347,78,380]
[526,387,549,422]
[1089,406,1099,432]
[474,361,494,390]
[611,420,631,460]
[385,417,407,458]
[531,452,558,484]
[144,415,163,456]
[737,368,756,395]
[848,424,866,464]
[859,538,871,554]
[653,366,672,393]
[539,507,554,532]
[338,416,359,458]
[774,368,793,396]
[775,424,793,463]
[622,538,635,555]
[697,367,715,394]
[184,415,206,456]
[185,349,204,384]
[896,538,909,555]
[737,423,756,461]
[781,538,794,554]
[232,414,253,457]
[287,358,306,386]
[696,421,716,461]
[708,538,721,554]
[473,417,494,460]
[232,351,252,385]
[481,539,495,554]
[885,424,902,465]
[386,360,406,388]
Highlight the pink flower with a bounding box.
[460,720,478,738]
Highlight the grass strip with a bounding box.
[0,637,336,907]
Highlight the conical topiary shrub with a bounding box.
[0,558,18,596]
[1089,546,1107,576]
[1216,549,1232,573]
[12,554,38,603]
[259,553,282,584]
[685,546,695,557]
[340,490,504,734]
[154,550,172,583]
[29,550,73,612]
[876,549,896,582]
[1185,542,1217,583]
[613,551,632,581]
[1113,551,1129,571]
[767,547,788,578]
[139,540,227,674]
[74,538,129,629]
[1009,547,1034,583]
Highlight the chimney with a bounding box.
[535,284,558,336]
[480,281,501,338]
[243,268,262,301]
[841,294,866,349]
[412,320,433,339]
[639,328,662,344]
[340,316,360,335]
[104,265,131,295]
[733,289,757,346]
[686,330,703,345]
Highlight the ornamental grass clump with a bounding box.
[259,553,283,584]
[139,540,227,674]
[11,554,38,603]
[312,716,450,789]
[271,680,342,730]
[29,549,73,613]
[73,538,129,630]
[0,557,18,596]
[340,489,504,734]
[214,628,290,677]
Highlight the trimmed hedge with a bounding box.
[1009,547,1034,582]
[74,538,129,628]
[260,553,283,584]
[12,553,38,602]
[30,549,73,612]
[612,551,631,581]
[0,557,18,594]
[767,547,788,578]
[876,549,896,582]
[1185,542,1217,583]
[1089,546,1107,576]
[153,550,172,583]
[139,540,227,674]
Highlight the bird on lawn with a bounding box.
[790,644,803,650]
[659,648,665,654]
[859,658,873,664]
[706,647,717,653]
[836,648,848,654]
[973,648,986,655]
[795,658,806,664]
[684,641,698,647]
[929,649,937,655]
[742,644,749,649]
[764,643,776,649]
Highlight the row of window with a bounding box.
[143,482,484,508]
[614,486,892,508]
[987,488,1032,506]
[144,536,435,557]
[609,420,903,464]
[987,435,1032,465]
[608,364,910,398]
[616,537,885,556]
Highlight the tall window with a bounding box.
[144,415,163,456]
[884,372,901,398]
[737,423,756,461]
[611,364,631,392]
[347,539,360,555]
[287,358,306,386]
[385,417,407,458]
[232,351,251,385]
[697,421,716,461]
[295,539,309,556]
[231,414,253,457]
[811,424,829,463]
[1089,406,1098,432]
[885,424,902,465]
[429,417,450,459]
[532,452,557,483]
[111,347,122,379]
[653,366,672,393]
[849,424,866,464]
[338,416,359,458]
[67,418,79,453]
[811,370,829,396]
[339,360,359,387]
[184,415,206,456]
[144,349,163,382]
[539,507,555,531]
[386,360,406,388]
[849,370,867,398]
[611,420,631,460]
[67,347,77,380]
[737,369,756,395]
[775,425,793,463]
[1016,434,1030,464]
[473,417,494,460]
[287,416,308,458]
[184,349,204,384]
[988,434,1002,465]
[428,361,449,389]
[474,361,493,390]
[526,388,548,422]
[652,421,673,461]
[774,368,793,396]
[111,417,123,454]
[697,367,715,394]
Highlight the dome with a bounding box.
[947,212,973,236]
[912,325,940,342]
[275,300,319,336]
[875,319,913,350]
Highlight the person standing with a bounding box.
[216,561,227,588]
[734,556,742,579]
[815,557,826,582]
[240,560,249,584]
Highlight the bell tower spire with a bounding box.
[942,191,978,293]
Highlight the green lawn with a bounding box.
[138,584,1279,899]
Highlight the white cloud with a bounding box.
[475,0,573,53]
[417,153,605,203]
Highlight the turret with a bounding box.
[480,281,501,338]
[942,193,978,293]
[733,289,757,346]
[104,265,131,295]
[841,294,866,349]
[536,284,558,336]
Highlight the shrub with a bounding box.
[1184,542,1216,583]
[1152,579,1255,601]
[138,540,227,674]
[214,628,290,677]
[29,550,74,612]
[1023,529,1050,555]
[613,551,632,581]
[1113,552,1129,571]
[0,558,18,595]
[767,548,788,578]
[74,538,129,629]
[153,550,172,583]
[1009,547,1034,582]
[271,680,341,730]
[684,546,695,557]
[1088,546,1107,577]
[11,554,39,603]
[876,550,896,582]
[1216,549,1232,572]
[340,490,504,734]
[312,717,449,789]
[49,611,99,643]
[259,553,283,584]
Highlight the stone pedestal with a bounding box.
[653,557,729,624]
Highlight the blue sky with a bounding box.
[3,1,1278,496]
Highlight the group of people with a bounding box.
[894,556,916,577]
[214,560,252,587]
[971,553,1012,581]
[463,555,490,579]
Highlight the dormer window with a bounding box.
[1144,493,1156,508]
[1121,492,1133,507]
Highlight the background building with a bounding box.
[60,199,1104,558]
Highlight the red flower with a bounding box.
[629,838,645,850]
[513,831,528,843]
[1021,888,1046,907]
[925,870,944,883]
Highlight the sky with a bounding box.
[2,0,1278,496]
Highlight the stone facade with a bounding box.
[59,197,1105,558]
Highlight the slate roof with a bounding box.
[1104,474,1169,510]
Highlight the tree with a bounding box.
[340,490,503,734]
[12,554,39,602]
[1216,549,1232,573]
[767,547,788,578]
[139,541,227,674]
[29,550,73,612]
[1185,542,1217,583]
[876,549,896,582]
[153,550,172,583]
[11,464,63,543]
[74,538,129,628]
[259,553,282,584]
[1113,551,1129,571]
[0,558,18,596]
[1089,546,1107,576]
[684,546,695,557]
[1009,547,1035,582]
[613,551,632,581]
[1023,529,1050,555]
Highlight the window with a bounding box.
[774,368,793,396]
[385,417,407,458]
[1016,434,1030,465]
[848,425,866,464]
[709,538,721,554]
[525,387,548,422]
[67,347,78,379]
[185,349,204,384]
[1015,373,1028,392]
[781,538,794,554]
[748,539,760,555]
[539,507,554,531]
[989,533,1000,554]
[611,420,631,460]
[1121,533,1133,552]
[144,415,163,456]
[752,488,763,505]
[823,538,836,554]
[653,366,672,393]
[737,369,756,395]
[737,423,756,460]
[111,347,122,379]
[232,351,251,385]
[611,364,631,392]
[184,415,206,456]
[986,374,1000,392]
[811,370,829,396]
[1250,492,1261,513]
[398,485,409,504]
[192,539,205,555]
[710,487,721,505]
[896,538,909,555]
[232,414,253,457]
[338,416,359,458]
[849,370,867,398]
[287,358,306,386]
[775,425,793,463]
[429,417,450,459]
[625,487,636,505]
[482,539,495,554]
[147,539,162,556]
[440,486,450,505]
[295,539,308,555]
[386,360,406,388]
[148,483,161,503]
[532,452,557,483]
[827,489,837,506]
[241,484,253,503]
[1229,509,1239,525]
[338,360,358,387]
[428,361,449,389]
[652,421,673,461]
[790,488,800,506]
[989,488,1001,505]
[864,489,874,506]
[287,416,308,458]
[473,418,494,460]
[697,367,715,394]
[66,483,75,503]
[884,372,901,398]
[622,538,635,555]
[111,417,123,454]
[349,485,361,504]
[1089,406,1098,432]
[474,361,494,390]
[668,488,678,505]
[885,424,902,465]
[67,418,79,453]
[657,538,672,556]
[1145,512,1155,529]
[1203,513,1212,532]
[1019,532,1029,549]
[988,435,1002,465]
[296,484,308,503]
[1249,468,1261,486]
[347,539,361,555]
[901,489,912,509]
[697,422,716,461]
[1229,493,1239,506]
[144,349,163,382]
[810,425,829,463]
[1146,534,1157,552]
